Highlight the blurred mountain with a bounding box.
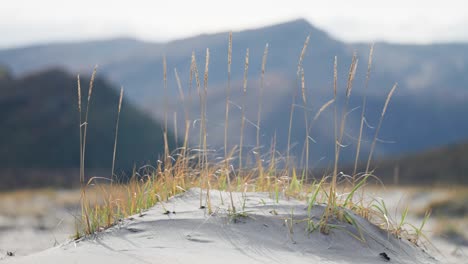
[0,19,467,167]
[353,141,468,185]
[0,68,172,172]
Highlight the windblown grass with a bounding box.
[74,34,430,248]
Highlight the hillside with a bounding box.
[0,68,173,189]
[355,141,468,185]
[1,19,468,165]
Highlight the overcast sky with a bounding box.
[1,0,467,48]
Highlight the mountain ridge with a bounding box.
[0,68,172,171]
[1,18,467,166]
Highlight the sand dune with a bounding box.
[2,189,438,264]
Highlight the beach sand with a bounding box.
[2,188,438,264]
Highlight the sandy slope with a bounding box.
[2,189,437,264]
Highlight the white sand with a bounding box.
[2,189,437,264]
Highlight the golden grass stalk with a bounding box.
[300,68,307,104]
[79,65,97,236]
[256,43,269,149]
[173,111,178,147]
[313,98,335,121]
[287,36,310,169]
[163,56,168,143]
[203,48,211,213]
[297,35,310,75]
[192,52,201,92]
[87,67,97,103]
[225,32,233,168]
[305,98,335,163]
[182,119,191,167]
[332,53,358,206]
[332,55,338,178]
[321,57,338,233]
[174,67,189,143]
[242,48,250,94]
[239,48,249,172]
[189,57,194,118]
[162,56,171,181]
[163,129,170,164]
[77,75,82,113]
[191,52,202,163]
[191,51,205,208]
[256,43,269,187]
[174,68,185,100]
[224,32,236,212]
[353,44,374,179]
[111,87,124,183]
[286,94,295,170]
[345,53,358,98]
[204,48,210,96]
[366,83,398,173]
[77,75,83,184]
[81,65,97,185]
[76,74,87,236]
[228,32,233,72]
[300,67,310,182]
[269,131,277,179]
[334,53,358,182]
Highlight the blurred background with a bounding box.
[0,0,466,262]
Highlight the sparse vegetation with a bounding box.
[74,34,431,249]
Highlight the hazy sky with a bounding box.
[1,0,467,48]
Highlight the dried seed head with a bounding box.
[301,67,306,104]
[77,75,81,112]
[314,98,335,121]
[174,68,184,101]
[262,43,269,74]
[204,48,210,95]
[118,87,124,113]
[367,44,374,74]
[297,35,310,76]
[189,57,194,97]
[228,32,232,72]
[382,83,397,117]
[243,48,249,93]
[88,65,98,102]
[191,52,201,95]
[346,52,358,98]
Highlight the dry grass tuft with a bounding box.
[74,35,425,248]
